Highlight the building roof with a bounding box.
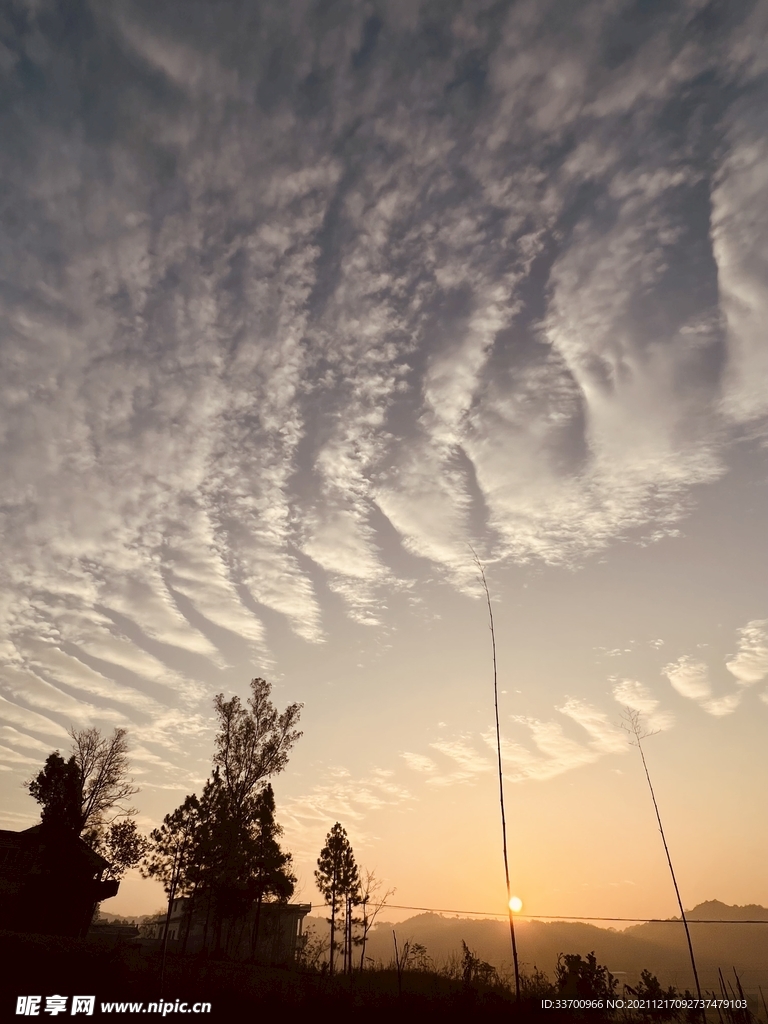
[0,824,111,873]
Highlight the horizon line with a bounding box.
[317,902,768,924]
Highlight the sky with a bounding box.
[1,0,767,927]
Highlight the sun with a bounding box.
[508,896,523,913]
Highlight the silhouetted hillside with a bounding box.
[306,901,768,995]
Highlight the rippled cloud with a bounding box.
[1,0,766,794]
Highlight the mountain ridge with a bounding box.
[305,901,768,995]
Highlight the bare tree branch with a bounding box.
[69,727,138,834]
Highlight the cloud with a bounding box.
[0,726,57,756]
[0,695,70,742]
[1,667,126,726]
[405,697,632,788]
[427,738,495,785]
[726,620,768,685]
[21,642,168,717]
[662,657,713,702]
[662,655,742,717]
[374,442,475,585]
[700,693,742,718]
[0,0,766,783]
[611,679,675,732]
[711,100,768,428]
[280,764,414,859]
[659,619,767,717]
[400,752,438,773]
[0,744,41,769]
[495,701,629,781]
[558,698,626,754]
[612,679,659,715]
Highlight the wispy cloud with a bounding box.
[427,737,495,785]
[725,620,768,685]
[611,679,675,732]
[401,697,631,788]
[400,752,438,774]
[663,657,713,703]
[663,657,741,718]
[558,698,627,755]
[613,679,660,714]
[280,764,414,862]
[659,618,768,717]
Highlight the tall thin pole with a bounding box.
[473,550,520,1000]
[624,709,702,1012]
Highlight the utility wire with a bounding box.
[317,901,768,924]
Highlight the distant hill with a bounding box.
[304,902,768,996]
[680,900,768,921]
[97,911,163,926]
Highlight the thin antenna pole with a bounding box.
[625,709,702,1011]
[472,549,520,1000]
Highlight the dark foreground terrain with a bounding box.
[0,930,761,1022]
[0,930,541,1022]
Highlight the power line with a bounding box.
[318,901,768,924]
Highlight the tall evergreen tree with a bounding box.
[142,794,201,949]
[248,784,296,957]
[315,822,360,975]
[142,680,302,956]
[142,794,201,898]
[213,677,302,828]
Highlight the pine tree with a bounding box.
[142,680,303,957]
[212,677,302,828]
[248,784,296,957]
[314,822,360,975]
[142,795,201,896]
[141,794,201,950]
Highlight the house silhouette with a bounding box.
[145,896,311,963]
[0,825,119,938]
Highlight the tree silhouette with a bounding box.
[357,868,395,970]
[24,726,145,940]
[189,678,303,951]
[142,793,202,952]
[143,680,302,958]
[102,820,149,881]
[213,677,302,827]
[27,751,81,835]
[27,727,145,888]
[71,727,139,838]
[555,951,618,998]
[248,784,296,955]
[315,822,360,976]
[142,794,201,898]
[626,969,680,1022]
